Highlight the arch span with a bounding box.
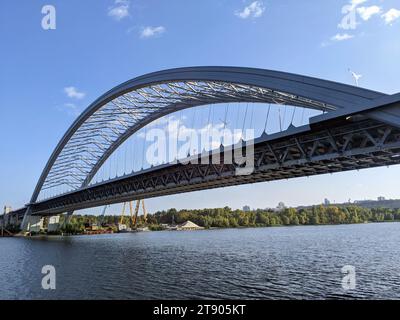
[30,67,385,205]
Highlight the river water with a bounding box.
[1,222,400,300]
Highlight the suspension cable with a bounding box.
[124,141,127,175]
[205,105,212,151]
[109,151,112,179]
[132,134,135,172]
[210,106,216,150]
[189,108,197,154]
[249,103,255,129]
[222,103,229,144]
[282,106,287,129]
[301,107,306,124]
[264,104,271,133]
[141,126,147,170]
[241,103,249,140]
[235,103,240,131]
[115,150,119,177]
[224,103,229,127]
[176,110,183,158]
[290,107,296,126]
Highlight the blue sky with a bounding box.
[1,0,400,214]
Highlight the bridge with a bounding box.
[1,67,399,232]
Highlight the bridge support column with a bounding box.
[48,216,61,233]
[21,207,45,233]
[60,211,74,230]
[20,207,32,232]
[25,216,44,233]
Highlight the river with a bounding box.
[1,222,400,299]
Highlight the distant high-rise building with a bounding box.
[277,202,286,211]
[377,196,386,201]
[3,206,12,215]
[324,198,331,206]
[243,205,251,212]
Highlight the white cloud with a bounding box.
[349,0,367,11]
[140,26,166,38]
[59,103,82,117]
[108,0,130,21]
[381,8,400,25]
[64,86,86,99]
[357,6,382,21]
[235,1,265,19]
[331,33,354,41]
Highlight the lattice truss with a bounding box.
[32,120,400,215]
[39,80,336,199]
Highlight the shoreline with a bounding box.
[15,220,400,238]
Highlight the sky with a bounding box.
[1,0,400,214]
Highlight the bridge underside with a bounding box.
[30,112,400,216]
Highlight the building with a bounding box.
[3,206,12,214]
[29,217,44,233]
[324,198,331,206]
[377,196,386,201]
[276,202,286,211]
[243,205,251,212]
[47,216,60,232]
[118,223,127,232]
[177,221,204,231]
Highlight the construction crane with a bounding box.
[134,200,140,227]
[142,200,147,223]
[129,199,148,228]
[135,199,147,225]
[98,205,109,227]
[119,200,147,231]
[119,202,127,225]
[129,201,136,229]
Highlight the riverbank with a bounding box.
[4,205,400,237]
[139,205,400,230]
[21,219,400,238]
[88,205,400,231]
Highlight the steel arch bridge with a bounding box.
[18,66,400,230]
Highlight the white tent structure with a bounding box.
[177,221,204,231]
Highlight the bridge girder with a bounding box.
[30,115,400,216]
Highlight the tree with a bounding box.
[281,215,290,225]
[292,216,300,225]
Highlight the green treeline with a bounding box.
[58,214,150,234]
[149,206,400,228]
[61,205,400,233]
